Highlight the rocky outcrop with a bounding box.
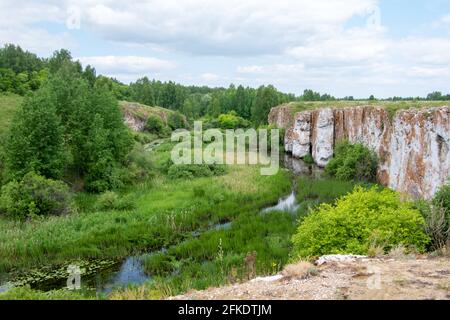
[123,111,146,132]
[120,101,188,132]
[269,105,450,199]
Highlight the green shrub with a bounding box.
[133,132,154,144]
[168,112,186,130]
[145,115,166,135]
[434,184,449,216]
[0,172,74,219]
[291,187,429,258]
[303,154,314,165]
[142,252,174,276]
[96,191,136,211]
[218,111,250,129]
[125,144,154,182]
[326,140,378,182]
[417,184,450,251]
[423,204,449,251]
[167,164,227,180]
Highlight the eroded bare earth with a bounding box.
[169,256,450,300]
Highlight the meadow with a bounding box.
[0,124,359,299]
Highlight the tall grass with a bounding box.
[0,157,291,273]
[110,176,361,299]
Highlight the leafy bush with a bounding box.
[326,141,378,182]
[423,204,449,251]
[167,164,227,180]
[434,184,449,216]
[0,172,74,219]
[303,154,314,165]
[417,185,450,251]
[145,115,166,135]
[168,112,186,130]
[291,187,429,258]
[218,111,250,129]
[125,144,154,182]
[96,191,136,211]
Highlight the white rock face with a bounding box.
[123,113,146,132]
[386,108,450,199]
[292,112,312,158]
[270,105,450,199]
[311,108,335,167]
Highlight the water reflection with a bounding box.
[87,256,148,294]
[261,191,299,214]
[282,153,323,178]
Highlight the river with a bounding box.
[0,154,322,295]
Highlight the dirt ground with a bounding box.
[169,256,450,300]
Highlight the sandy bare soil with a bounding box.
[169,256,450,300]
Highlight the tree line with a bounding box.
[2,44,450,127]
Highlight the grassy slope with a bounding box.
[120,101,187,125]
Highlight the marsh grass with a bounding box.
[295,177,359,217]
[0,139,291,275]
[128,177,357,297]
[142,212,297,296]
[0,285,96,300]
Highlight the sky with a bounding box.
[1,0,450,98]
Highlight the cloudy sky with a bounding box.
[1,0,450,98]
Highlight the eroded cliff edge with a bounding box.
[269,105,450,199]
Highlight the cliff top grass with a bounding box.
[283,100,450,119]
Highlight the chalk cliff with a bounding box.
[269,105,450,199]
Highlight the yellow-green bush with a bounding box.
[291,187,429,258]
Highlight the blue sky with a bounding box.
[1,0,450,98]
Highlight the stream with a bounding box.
[0,154,322,295]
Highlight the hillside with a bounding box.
[120,101,188,132]
[0,97,185,138]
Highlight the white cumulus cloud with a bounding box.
[77,55,176,74]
